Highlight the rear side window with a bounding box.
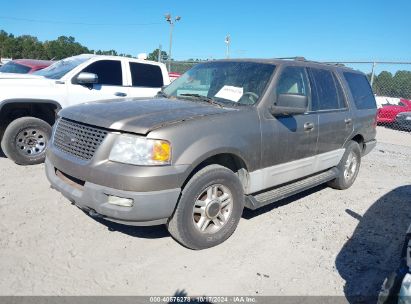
[129,63,163,88]
[82,60,123,86]
[343,72,376,109]
[310,68,346,111]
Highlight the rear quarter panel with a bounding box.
[337,69,377,144]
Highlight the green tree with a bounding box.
[0,31,18,58]
[43,36,89,60]
[372,70,411,99]
[373,71,394,97]
[0,29,134,60]
[17,35,45,59]
[147,48,168,61]
[95,49,118,56]
[392,71,411,99]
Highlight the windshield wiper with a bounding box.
[156,89,169,98]
[179,94,224,108]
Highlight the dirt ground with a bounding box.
[0,126,410,300]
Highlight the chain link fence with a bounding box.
[164,59,411,133]
[164,60,201,75]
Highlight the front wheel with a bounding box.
[167,165,245,250]
[1,117,52,165]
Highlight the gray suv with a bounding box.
[45,59,377,250]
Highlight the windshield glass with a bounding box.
[33,55,92,79]
[0,62,31,74]
[163,61,275,106]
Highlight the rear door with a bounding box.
[341,71,377,143]
[126,62,165,98]
[308,67,353,154]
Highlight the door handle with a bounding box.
[114,92,127,97]
[345,118,353,124]
[304,122,314,131]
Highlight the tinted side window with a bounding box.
[277,66,309,96]
[83,60,122,86]
[310,68,342,110]
[334,74,348,109]
[130,63,163,88]
[343,72,376,109]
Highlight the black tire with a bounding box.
[327,141,362,190]
[167,164,245,250]
[1,117,52,165]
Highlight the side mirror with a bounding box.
[75,72,98,85]
[270,94,308,116]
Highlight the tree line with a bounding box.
[370,71,411,100]
[0,30,133,60]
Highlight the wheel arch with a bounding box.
[0,99,62,140]
[350,134,365,152]
[181,151,250,193]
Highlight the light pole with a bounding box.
[165,13,181,71]
[225,34,231,59]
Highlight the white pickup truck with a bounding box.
[0,54,170,165]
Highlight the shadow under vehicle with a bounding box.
[336,185,411,303]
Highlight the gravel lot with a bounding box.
[0,126,410,300]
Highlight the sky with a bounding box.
[0,0,410,73]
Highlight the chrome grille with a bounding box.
[53,118,108,160]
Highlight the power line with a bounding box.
[0,16,161,27]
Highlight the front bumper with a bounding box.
[45,158,181,226]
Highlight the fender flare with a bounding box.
[179,147,251,191]
[0,98,62,113]
[188,147,251,173]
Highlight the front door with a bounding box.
[66,59,129,107]
[254,65,319,193]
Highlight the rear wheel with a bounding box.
[1,117,52,165]
[328,140,361,190]
[167,165,244,250]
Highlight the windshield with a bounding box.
[163,61,276,106]
[33,55,92,79]
[0,62,31,74]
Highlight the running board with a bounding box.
[244,168,339,210]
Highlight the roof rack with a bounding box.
[273,56,307,61]
[273,57,350,68]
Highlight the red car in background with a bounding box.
[168,72,181,82]
[0,59,53,74]
[377,98,411,125]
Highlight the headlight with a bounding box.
[109,134,171,166]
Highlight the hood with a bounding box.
[59,98,237,134]
[0,72,45,79]
[0,76,59,101]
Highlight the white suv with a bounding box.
[0,54,170,165]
